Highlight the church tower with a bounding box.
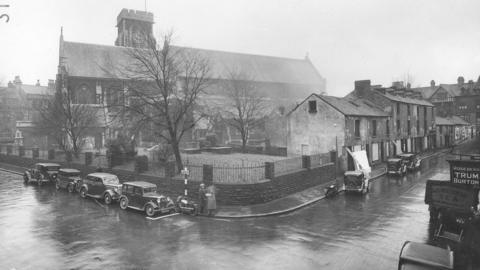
[115,9,155,48]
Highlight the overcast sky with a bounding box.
[1,0,480,96]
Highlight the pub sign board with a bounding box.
[425,180,477,213]
[448,159,480,187]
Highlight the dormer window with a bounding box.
[308,100,317,113]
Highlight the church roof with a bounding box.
[61,41,325,86]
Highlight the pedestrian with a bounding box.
[198,183,207,215]
[206,184,217,216]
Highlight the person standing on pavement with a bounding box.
[198,183,207,215]
[206,184,217,216]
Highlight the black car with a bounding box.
[55,168,82,193]
[119,181,175,217]
[23,163,61,185]
[78,172,122,205]
[397,153,421,171]
[387,158,407,176]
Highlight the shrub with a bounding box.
[48,149,55,160]
[85,152,93,165]
[65,151,73,162]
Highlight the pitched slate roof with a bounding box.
[21,84,53,95]
[381,92,434,106]
[411,86,440,99]
[62,41,325,86]
[435,116,455,126]
[289,94,389,117]
[319,95,389,117]
[450,116,470,125]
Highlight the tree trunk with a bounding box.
[172,141,183,174]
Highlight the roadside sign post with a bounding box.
[181,167,189,196]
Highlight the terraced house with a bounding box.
[346,80,435,157]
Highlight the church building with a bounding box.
[57,8,326,149]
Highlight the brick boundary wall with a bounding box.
[0,154,335,206]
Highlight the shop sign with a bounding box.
[448,160,480,186]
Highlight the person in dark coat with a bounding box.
[206,184,217,216]
[198,183,207,215]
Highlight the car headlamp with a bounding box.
[157,198,161,204]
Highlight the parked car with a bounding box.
[23,163,61,185]
[343,170,368,194]
[119,181,175,217]
[175,195,198,215]
[387,158,407,176]
[78,172,122,205]
[55,168,82,193]
[397,153,421,171]
[398,241,454,270]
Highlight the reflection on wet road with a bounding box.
[0,154,454,269]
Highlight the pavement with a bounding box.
[0,145,455,219]
[214,147,452,218]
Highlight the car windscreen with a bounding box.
[46,166,60,171]
[143,187,157,193]
[103,175,120,185]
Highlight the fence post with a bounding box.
[32,148,39,159]
[19,146,25,157]
[302,155,311,169]
[265,162,274,180]
[203,164,213,184]
[48,149,55,160]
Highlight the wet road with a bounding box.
[0,153,465,269]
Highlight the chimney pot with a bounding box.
[430,80,436,87]
[35,80,40,86]
[458,76,464,85]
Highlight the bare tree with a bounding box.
[37,89,99,156]
[107,32,211,171]
[221,68,267,152]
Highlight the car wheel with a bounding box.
[55,180,60,190]
[119,197,128,210]
[67,184,74,193]
[80,188,87,198]
[145,204,155,217]
[104,193,112,205]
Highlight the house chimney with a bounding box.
[392,81,404,89]
[430,80,435,88]
[354,80,371,98]
[13,75,22,85]
[35,79,40,86]
[7,81,13,88]
[406,82,411,89]
[458,76,464,86]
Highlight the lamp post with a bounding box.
[181,167,189,196]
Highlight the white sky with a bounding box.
[1,0,480,96]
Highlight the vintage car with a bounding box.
[397,153,421,171]
[55,168,82,193]
[23,163,61,185]
[79,172,122,205]
[119,181,175,217]
[343,170,368,194]
[387,158,407,176]
[175,195,198,215]
[398,241,454,270]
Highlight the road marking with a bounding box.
[146,213,179,220]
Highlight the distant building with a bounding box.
[0,76,55,147]
[57,8,326,148]
[287,93,389,171]
[346,80,435,155]
[412,76,480,137]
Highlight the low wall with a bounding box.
[0,154,335,206]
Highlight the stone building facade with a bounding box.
[346,80,435,155]
[287,93,390,171]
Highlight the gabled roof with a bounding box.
[62,41,325,86]
[289,94,389,117]
[21,84,53,96]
